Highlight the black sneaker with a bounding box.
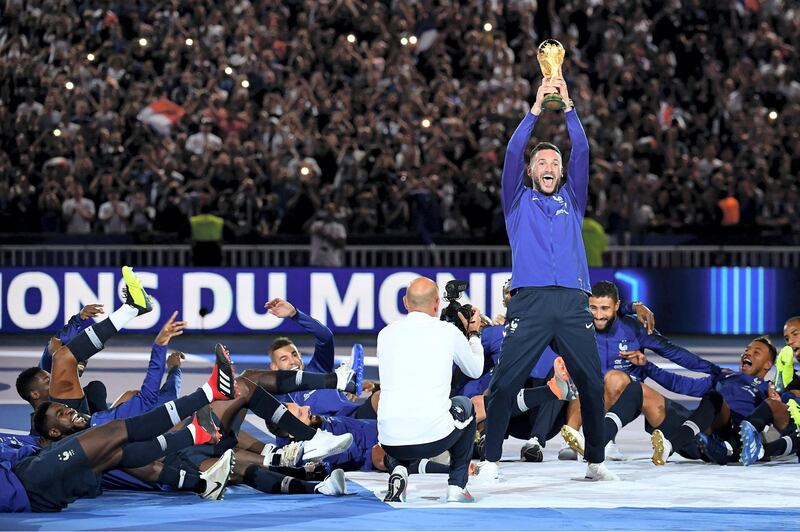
[383,465,408,503]
[520,437,544,462]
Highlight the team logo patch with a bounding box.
[506,318,520,335]
[59,449,76,462]
[619,341,628,351]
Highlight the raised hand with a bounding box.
[80,304,105,321]
[264,297,297,318]
[154,311,188,346]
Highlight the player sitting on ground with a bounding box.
[266,298,377,418]
[1,344,238,512]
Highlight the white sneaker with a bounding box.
[199,449,234,500]
[474,460,499,481]
[384,465,408,502]
[314,468,347,496]
[446,485,476,503]
[302,430,354,461]
[276,441,303,467]
[605,440,626,461]
[560,425,585,457]
[334,361,355,391]
[585,462,620,481]
[651,429,672,466]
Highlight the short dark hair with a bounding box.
[753,336,778,363]
[33,401,55,441]
[591,281,620,302]
[16,367,42,403]
[529,142,562,161]
[269,337,294,358]
[785,316,800,326]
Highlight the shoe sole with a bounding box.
[303,433,354,461]
[352,344,364,396]
[552,357,578,401]
[384,474,407,503]
[651,430,667,466]
[696,434,728,465]
[200,449,234,500]
[121,266,150,311]
[213,344,237,400]
[560,426,585,456]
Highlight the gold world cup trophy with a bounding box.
[537,39,566,111]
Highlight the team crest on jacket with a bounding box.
[506,318,520,335]
[618,341,628,351]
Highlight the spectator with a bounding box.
[309,202,347,267]
[128,191,156,234]
[62,184,95,235]
[185,118,222,156]
[97,189,130,234]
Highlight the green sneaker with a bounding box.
[121,266,152,315]
[788,399,800,431]
[775,346,795,393]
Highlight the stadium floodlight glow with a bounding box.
[86,53,95,62]
[421,118,431,128]
[185,38,194,46]
[347,34,356,43]
[138,37,148,47]
[224,66,233,75]
[409,35,417,45]
[300,166,310,176]
[484,22,493,32]
[768,110,778,120]
[241,79,249,88]
[65,81,74,90]
[53,128,62,137]
[400,37,408,46]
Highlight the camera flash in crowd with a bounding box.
[86,53,95,62]
[400,37,408,46]
[347,34,356,44]
[421,118,431,128]
[185,38,194,46]
[241,79,250,88]
[300,166,311,176]
[768,110,778,121]
[53,128,62,137]
[65,81,74,90]
[224,66,233,75]
[409,35,418,45]
[138,37,148,47]
[483,22,493,32]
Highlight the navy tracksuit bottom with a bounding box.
[484,286,606,463]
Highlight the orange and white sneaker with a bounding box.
[548,357,578,401]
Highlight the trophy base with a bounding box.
[542,94,566,111]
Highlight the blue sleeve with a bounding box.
[39,313,88,372]
[618,301,635,316]
[155,367,182,406]
[93,345,167,424]
[643,362,714,398]
[564,110,589,214]
[638,328,721,375]
[481,325,504,366]
[292,310,335,373]
[501,112,538,215]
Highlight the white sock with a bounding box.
[108,304,140,331]
[201,383,214,402]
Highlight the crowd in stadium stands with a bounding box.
[0,0,798,247]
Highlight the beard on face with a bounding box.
[525,170,564,195]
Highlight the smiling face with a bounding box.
[784,319,800,361]
[528,148,563,195]
[45,402,90,440]
[270,342,303,371]
[588,295,620,332]
[739,339,774,378]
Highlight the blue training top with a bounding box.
[502,110,591,293]
[275,310,364,417]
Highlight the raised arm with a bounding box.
[453,307,485,378]
[266,298,335,372]
[501,112,538,214]
[40,304,104,372]
[564,110,589,214]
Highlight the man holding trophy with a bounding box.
[478,40,619,481]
